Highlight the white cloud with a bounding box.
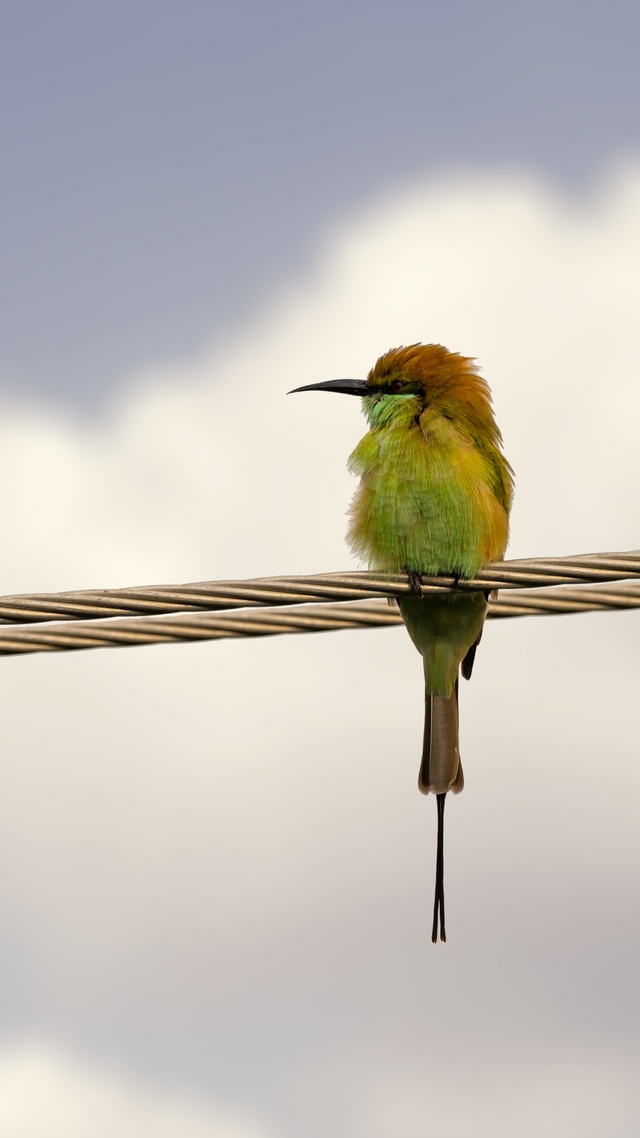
[0,1040,276,1138]
[0,163,639,1134]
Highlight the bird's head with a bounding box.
[290,343,499,436]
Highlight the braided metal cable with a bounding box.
[0,550,639,626]
[0,581,638,658]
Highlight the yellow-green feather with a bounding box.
[347,392,510,579]
[346,345,513,702]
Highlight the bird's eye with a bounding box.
[390,379,405,393]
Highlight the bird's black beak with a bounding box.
[288,378,370,396]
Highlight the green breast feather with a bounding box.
[346,398,510,578]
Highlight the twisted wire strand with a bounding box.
[0,550,639,626]
[0,581,638,658]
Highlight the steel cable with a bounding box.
[0,550,639,626]
[0,580,638,657]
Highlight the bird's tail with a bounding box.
[420,679,463,943]
[419,679,463,796]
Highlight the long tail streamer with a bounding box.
[432,792,447,943]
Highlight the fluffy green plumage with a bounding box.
[347,347,512,581]
[345,345,513,704]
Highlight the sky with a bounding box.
[2,0,640,406]
[1,4,640,1136]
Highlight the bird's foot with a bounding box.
[404,568,423,595]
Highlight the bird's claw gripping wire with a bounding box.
[405,568,423,595]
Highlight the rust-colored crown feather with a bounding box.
[367,343,506,453]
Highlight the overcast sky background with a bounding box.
[2,0,640,406]
[1,4,640,1136]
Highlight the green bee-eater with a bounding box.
[291,344,513,942]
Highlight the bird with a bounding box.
[290,343,513,942]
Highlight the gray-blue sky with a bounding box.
[2,0,639,407]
